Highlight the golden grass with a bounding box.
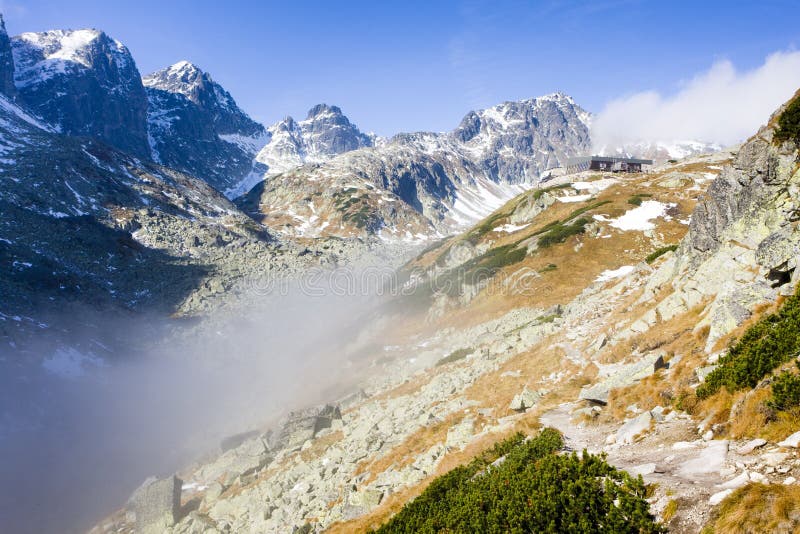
[662,499,679,522]
[351,411,469,485]
[727,385,800,441]
[707,483,800,534]
[600,304,711,422]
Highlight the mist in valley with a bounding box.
[0,273,408,534]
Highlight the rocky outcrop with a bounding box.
[12,28,150,157]
[636,98,800,350]
[144,61,263,137]
[128,475,182,533]
[579,353,665,405]
[269,404,343,452]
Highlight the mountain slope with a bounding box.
[0,89,314,361]
[11,28,150,157]
[143,61,268,195]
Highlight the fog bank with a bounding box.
[0,283,397,534]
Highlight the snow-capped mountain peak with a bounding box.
[11,27,150,156]
[143,61,263,139]
[13,28,133,87]
[253,103,374,178]
[143,61,212,102]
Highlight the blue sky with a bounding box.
[4,0,800,136]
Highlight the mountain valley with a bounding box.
[2,10,800,534]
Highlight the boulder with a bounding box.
[509,386,541,412]
[736,438,767,455]
[128,475,182,533]
[199,435,273,483]
[761,452,789,467]
[579,353,664,404]
[695,365,717,383]
[677,440,729,479]
[270,404,342,452]
[717,471,750,490]
[778,430,800,448]
[347,487,383,508]
[220,430,260,453]
[446,418,475,450]
[709,489,733,506]
[629,463,656,476]
[615,411,653,444]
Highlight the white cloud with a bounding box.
[591,50,800,150]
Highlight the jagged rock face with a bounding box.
[143,61,263,137]
[145,86,266,195]
[686,106,796,260]
[636,93,800,351]
[144,62,267,195]
[451,93,592,183]
[0,15,16,98]
[11,29,150,157]
[254,104,374,177]
[302,104,374,155]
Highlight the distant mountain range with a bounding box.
[0,14,722,351]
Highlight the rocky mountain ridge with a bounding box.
[240,93,592,242]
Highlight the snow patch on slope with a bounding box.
[609,201,674,231]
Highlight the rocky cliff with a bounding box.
[12,28,151,157]
[144,62,268,195]
[0,15,16,98]
[253,104,375,180]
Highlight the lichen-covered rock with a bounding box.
[509,386,541,412]
[128,475,182,533]
[579,353,664,404]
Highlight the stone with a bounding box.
[677,440,729,478]
[737,438,767,455]
[128,475,182,533]
[696,365,718,383]
[709,489,733,506]
[761,452,789,467]
[509,386,541,412]
[749,471,768,483]
[445,418,475,450]
[270,404,342,451]
[778,430,800,448]
[220,430,260,453]
[717,471,749,490]
[203,482,224,504]
[347,487,383,508]
[784,476,797,485]
[579,353,664,404]
[615,411,653,445]
[629,463,656,476]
